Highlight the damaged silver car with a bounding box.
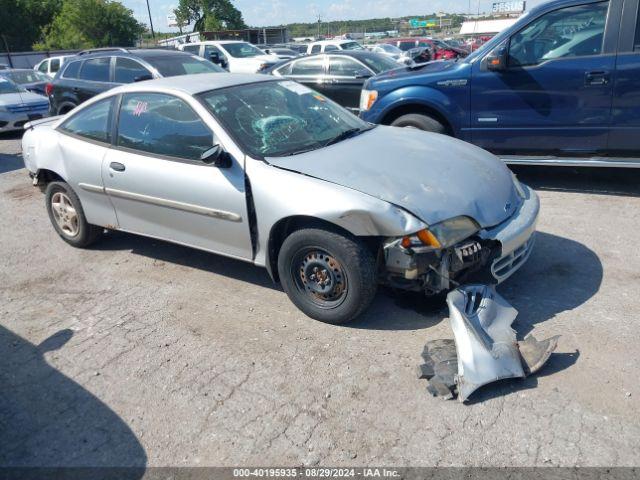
[22,73,539,324]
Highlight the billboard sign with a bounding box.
[492,1,526,13]
[409,18,438,28]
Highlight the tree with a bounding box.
[0,0,61,51]
[35,0,144,50]
[174,0,246,33]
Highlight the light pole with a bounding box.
[146,0,156,40]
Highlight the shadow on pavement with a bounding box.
[0,326,147,474]
[0,153,24,174]
[94,230,278,291]
[512,165,640,197]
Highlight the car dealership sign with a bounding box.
[492,1,526,13]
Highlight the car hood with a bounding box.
[0,91,47,106]
[266,126,521,229]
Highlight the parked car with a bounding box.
[0,69,50,95]
[365,43,404,61]
[385,38,467,60]
[47,48,224,115]
[34,55,73,79]
[267,51,401,112]
[177,41,280,73]
[305,40,364,54]
[0,77,49,132]
[22,73,538,324]
[400,46,436,66]
[261,47,301,60]
[361,0,639,167]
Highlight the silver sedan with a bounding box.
[22,73,538,324]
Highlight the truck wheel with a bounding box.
[277,228,377,324]
[45,181,102,248]
[391,113,447,134]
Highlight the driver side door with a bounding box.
[102,92,253,260]
[470,1,616,155]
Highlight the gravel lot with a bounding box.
[1,131,639,468]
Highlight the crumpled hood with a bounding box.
[267,126,521,229]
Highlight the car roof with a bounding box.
[310,40,355,45]
[109,72,275,96]
[71,49,193,61]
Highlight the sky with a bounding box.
[122,0,548,33]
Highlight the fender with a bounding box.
[371,85,469,137]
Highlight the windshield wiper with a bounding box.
[322,126,374,148]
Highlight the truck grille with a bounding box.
[491,234,535,283]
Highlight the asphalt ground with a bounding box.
[1,130,639,468]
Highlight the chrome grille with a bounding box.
[7,102,49,113]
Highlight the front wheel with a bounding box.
[391,113,446,134]
[277,228,377,324]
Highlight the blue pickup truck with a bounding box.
[360,0,640,167]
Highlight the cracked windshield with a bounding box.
[199,81,371,158]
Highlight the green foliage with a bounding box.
[286,14,467,38]
[174,0,246,33]
[0,0,61,51]
[33,0,144,50]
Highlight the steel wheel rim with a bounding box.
[292,247,348,309]
[51,192,79,237]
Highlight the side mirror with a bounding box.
[355,69,372,79]
[484,42,508,72]
[209,52,221,64]
[134,74,153,82]
[201,144,231,168]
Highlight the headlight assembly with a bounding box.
[359,89,378,112]
[400,216,480,249]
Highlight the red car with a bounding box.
[384,38,468,60]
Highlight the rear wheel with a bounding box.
[277,228,377,324]
[45,181,102,248]
[391,113,447,134]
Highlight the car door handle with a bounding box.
[109,162,126,172]
[585,71,609,86]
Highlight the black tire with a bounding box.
[391,113,447,133]
[277,228,377,324]
[45,181,102,248]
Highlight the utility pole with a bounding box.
[316,14,321,40]
[145,0,156,40]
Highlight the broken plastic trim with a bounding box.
[419,284,559,402]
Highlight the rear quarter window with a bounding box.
[62,61,81,79]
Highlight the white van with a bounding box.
[177,41,280,73]
[33,55,73,79]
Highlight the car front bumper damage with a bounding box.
[383,185,539,293]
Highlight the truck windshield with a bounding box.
[147,55,224,76]
[198,80,372,158]
[222,42,266,58]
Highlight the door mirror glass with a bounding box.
[134,74,153,82]
[354,69,372,79]
[201,144,231,167]
[484,41,508,71]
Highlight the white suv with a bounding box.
[177,41,279,73]
[33,55,73,79]
[305,40,364,55]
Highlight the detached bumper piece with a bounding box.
[418,284,559,402]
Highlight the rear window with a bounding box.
[79,57,111,82]
[398,41,416,51]
[62,61,81,79]
[145,55,224,77]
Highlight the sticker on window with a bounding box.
[280,81,313,95]
[133,101,148,116]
